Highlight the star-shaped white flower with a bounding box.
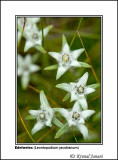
[23,24,53,52]
[56,72,95,109]
[48,35,90,80]
[28,90,54,135]
[18,17,40,31]
[54,101,95,140]
[18,54,40,89]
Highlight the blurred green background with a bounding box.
[17,17,101,143]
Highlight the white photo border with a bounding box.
[1,1,117,159]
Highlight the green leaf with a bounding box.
[44,64,58,70]
[63,93,71,101]
[79,62,91,68]
[32,53,40,63]
[56,83,70,92]
[93,112,101,121]
[87,83,100,89]
[55,123,69,139]
[35,45,46,54]
[52,117,63,128]
[25,115,37,120]
[43,25,53,36]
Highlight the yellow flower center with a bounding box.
[39,113,45,120]
[77,85,84,94]
[62,54,69,62]
[72,112,80,120]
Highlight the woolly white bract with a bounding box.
[54,101,95,140]
[29,90,54,135]
[24,25,53,52]
[48,35,90,80]
[18,54,40,89]
[56,72,96,110]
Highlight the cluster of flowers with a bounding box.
[18,17,99,141]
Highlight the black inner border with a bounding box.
[15,15,103,145]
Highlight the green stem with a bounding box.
[70,17,83,48]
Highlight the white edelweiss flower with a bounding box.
[48,35,86,80]
[28,90,54,135]
[56,72,95,109]
[18,17,40,31]
[23,24,53,52]
[18,54,40,89]
[54,101,95,140]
